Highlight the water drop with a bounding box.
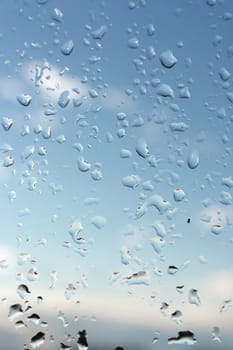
[170,122,189,132]
[3,156,14,167]
[168,265,179,275]
[219,191,232,205]
[78,157,91,172]
[151,236,165,254]
[187,149,199,169]
[8,304,23,322]
[136,138,149,158]
[152,221,167,237]
[17,284,31,299]
[17,94,32,106]
[128,37,139,49]
[173,188,185,202]
[168,331,196,345]
[30,332,45,349]
[1,117,13,131]
[156,83,174,98]
[211,224,223,235]
[77,330,88,350]
[27,313,40,325]
[147,23,155,36]
[212,326,221,342]
[120,246,131,265]
[219,67,231,81]
[122,174,141,189]
[171,310,182,324]
[58,90,70,108]
[91,25,107,40]
[61,40,74,55]
[91,216,106,229]
[188,288,201,306]
[90,168,103,181]
[124,271,150,286]
[160,50,177,68]
[52,8,64,22]
[60,343,72,350]
[27,267,39,282]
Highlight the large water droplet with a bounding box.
[135,138,149,158]
[187,149,199,169]
[156,83,174,98]
[1,117,13,131]
[124,271,150,286]
[91,216,106,229]
[120,246,131,265]
[128,37,140,49]
[78,157,91,172]
[17,94,32,106]
[61,40,74,55]
[8,304,23,322]
[58,90,70,108]
[77,330,88,350]
[160,50,177,68]
[92,25,107,40]
[122,174,141,189]
[27,313,40,325]
[3,156,14,167]
[17,284,31,299]
[30,332,45,349]
[188,288,201,306]
[168,331,196,345]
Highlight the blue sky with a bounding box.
[0,0,233,349]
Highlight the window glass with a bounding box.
[0,0,233,349]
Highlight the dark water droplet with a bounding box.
[30,332,45,349]
[168,331,196,345]
[77,329,88,350]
